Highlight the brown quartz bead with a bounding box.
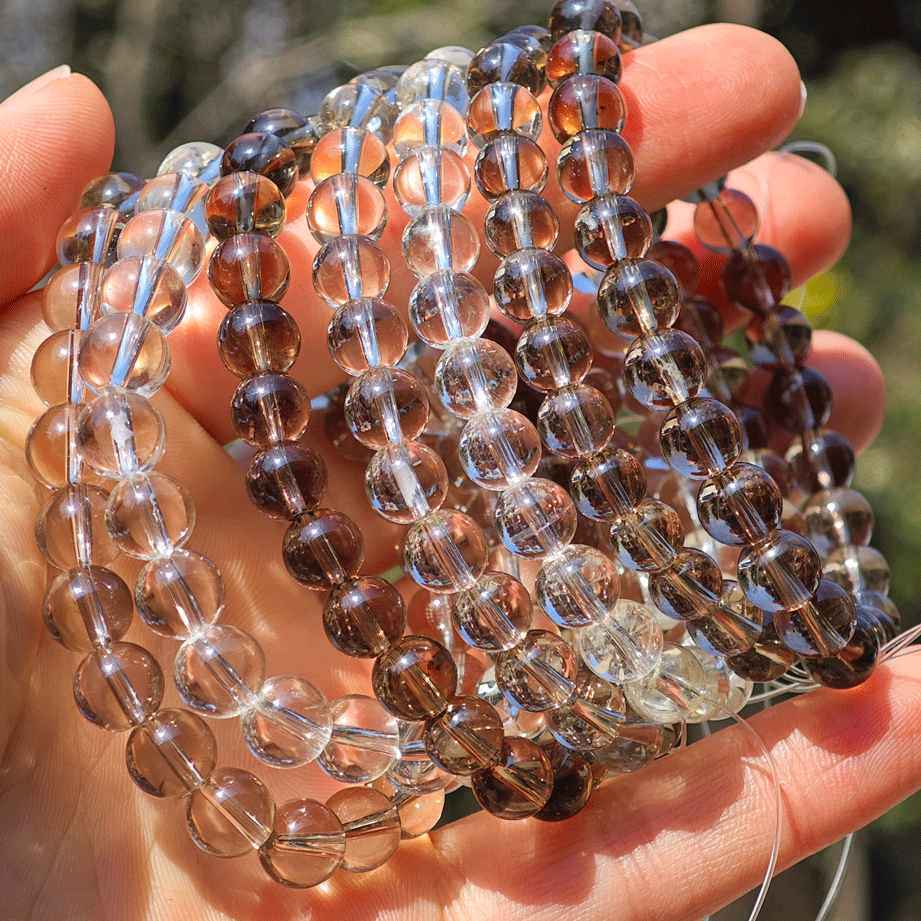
[372,635,458,721]
[230,372,311,446]
[598,257,681,338]
[721,243,791,314]
[485,191,559,256]
[535,743,594,822]
[56,207,120,266]
[659,397,743,479]
[726,622,798,682]
[774,578,857,659]
[345,368,429,449]
[516,315,592,391]
[737,529,821,614]
[246,108,318,172]
[649,240,700,298]
[696,462,783,547]
[327,786,401,873]
[323,576,407,658]
[786,430,856,494]
[494,248,573,321]
[735,405,770,451]
[549,75,625,142]
[546,29,622,85]
[575,194,650,268]
[472,737,554,820]
[549,0,623,42]
[283,510,364,590]
[674,295,725,346]
[205,172,285,240]
[425,695,504,775]
[558,129,634,203]
[221,132,298,198]
[538,383,616,458]
[208,233,290,306]
[246,443,328,519]
[467,42,544,95]
[765,366,833,432]
[475,134,548,200]
[687,580,764,658]
[649,548,722,621]
[624,326,707,410]
[218,301,300,376]
[611,498,684,573]
[467,83,543,147]
[803,606,880,689]
[746,304,812,369]
[571,446,646,520]
[313,236,390,306]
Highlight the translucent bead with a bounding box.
[693,188,759,253]
[74,642,164,730]
[737,529,822,614]
[385,719,453,793]
[746,305,812,370]
[485,190,559,256]
[787,430,856,494]
[136,173,208,233]
[135,550,224,638]
[538,383,615,458]
[467,44,543,96]
[549,0,623,42]
[393,145,471,216]
[774,578,856,659]
[494,248,573,321]
[44,566,132,652]
[246,107,318,172]
[205,171,285,240]
[623,330,705,411]
[592,710,663,773]
[98,255,187,333]
[548,669,625,750]
[221,132,298,197]
[409,271,491,345]
[317,694,400,783]
[404,510,489,592]
[697,463,783,547]
[679,645,736,723]
[546,29,622,85]
[209,233,290,307]
[721,243,791,313]
[175,624,265,717]
[649,548,722,621]
[42,262,105,332]
[365,441,446,522]
[686,580,764,657]
[187,767,274,857]
[558,130,634,203]
[652,244,702,302]
[36,484,116,570]
[580,196,653,273]
[106,473,194,559]
[395,58,470,114]
[497,630,578,711]
[345,368,429,448]
[803,607,880,690]
[614,0,644,47]
[471,737,553,820]
[466,82,542,149]
[283,510,364,590]
[726,621,796,682]
[125,709,216,798]
[392,788,445,838]
[598,258,681,340]
[79,172,145,214]
[824,545,890,595]
[307,173,387,244]
[475,133,548,200]
[372,635,458,721]
[312,235,389,306]
[56,207,119,266]
[624,643,711,724]
[495,478,578,559]
[459,409,542,490]
[243,675,332,767]
[259,799,345,888]
[311,126,390,189]
[435,338,517,418]
[327,786,401,872]
[610,499,683,572]
[78,313,169,397]
[516,316,591,391]
[218,301,301,377]
[571,446,646,520]
[230,372,311,447]
[578,599,663,683]
[659,397,743,479]
[319,82,396,142]
[157,141,223,184]
[393,99,468,156]
[452,572,532,651]
[30,330,81,408]
[328,299,402,375]
[766,366,832,432]
[425,695,504,774]
[323,577,407,658]
[117,209,205,284]
[537,544,620,628]
[402,206,480,278]
[549,75,625,143]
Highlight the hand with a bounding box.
[0,25,917,921]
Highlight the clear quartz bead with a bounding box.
[42,262,105,332]
[536,544,620,627]
[36,483,117,570]
[623,329,706,409]
[578,599,664,683]
[402,206,480,277]
[538,383,615,458]
[393,98,468,156]
[313,235,389,306]
[624,643,712,724]
[317,694,400,784]
[459,410,542,490]
[409,271,491,346]
[327,786,401,872]
[494,248,573,321]
[136,173,208,233]
[44,565,132,652]
[396,59,470,114]
[77,391,165,479]
[98,255,187,333]
[804,488,874,557]
[496,630,578,712]
[307,173,388,243]
[106,473,194,559]
[26,403,85,488]
[158,141,223,184]
[328,298,408,375]
[386,722,452,794]
[259,799,345,888]
[466,83,543,147]
[452,572,533,651]
[393,145,471,215]
[435,338,518,418]
[495,478,578,558]
[79,313,170,396]
[345,367,429,448]
[824,546,890,595]
[366,441,448,522]
[404,510,489,593]
[56,207,119,266]
[610,499,684,573]
[31,329,82,407]
[117,209,205,284]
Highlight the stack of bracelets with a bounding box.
[26,0,908,891]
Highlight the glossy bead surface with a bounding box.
[766,366,833,432]
[737,529,822,614]
[345,368,429,448]
[516,316,591,391]
[372,635,458,721]
[404,510,489,592]
[577,599,663,683]
[366,441,448,522]
[246,443,327,519]
[804,607,880,689]
[721,243,791,313]
[696,463,783,547]
[623,330,706,409]
[558,130,634,203]
[497,630,578,712]
[549,74,625,142]
[79,313,169,396]
[425,695,504,774]
[535,745,594,822]
[787,430,856,494]
[610,499,683,572]
[575,194,650,268]
[774,578,857,659]
[327,786,401,872]
[403,206,480,277]
[230,372,311,446]
[546,28,622,85]
[311,126,391,188]
[117,209,205,284]
[98,255,187,333]
[624,643,711,724]
[659,398,743,479]
[209,233,290,306]
[693,188,759,253]
[571,447,646,520]
[36,484,116,570]
[56,207,119,266]
[537,544,620,627]
[436,338,517,418]
[804,488,874,557]
[686,580,764,657]
[42,262,105,332]
[824,546,890,595]
[218,301,300,377]
[323,577,406,658]
[307,172,387,243]
[393,98,468,155]
[598,258,681,339]
[485,190,559,256]
[459,409,542,489]
[409,271,491,345]
[538,383,615,458]
[495,478,578,558]
[329,298,408,374]
[106,473,194,559]
[221,132,298,197]
[259,799,345,888]
[494,248,573,321]
[466,82,542,146]
[317,694,400,784]
[472,737,553,820]
[547,669,625,751]
[649,548,722,621]
[452,572,533,651]
[549,0,623,41]
[283,510,364,590]
[467,44,543,96]
[475,134,548,200]
[44,566,132,652]
[247,107,318,171]
[319,82,396,141]
[205,171,286,240]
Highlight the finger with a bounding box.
[0,71,115,306]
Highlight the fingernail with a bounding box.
[1,65,72,108]
[798,80,808,118]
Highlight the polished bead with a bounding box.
[537,544,619,627]
[402,206,480,277]
[558,130,634,203]
[36,483,116,570]
[786,430,856,494]
[386,721,450,793]
[652,243,702,301]
[56,207,119,266]
[804,606,880,689]
[373,635,458,721]
[135,173,208,232]
[393,788,445,838]
[610,499,683,572]
[209,233,290,307]
[452,572,532,651]
[578,599,663,682]
[547,29,622,85]
[157,141,222,184]
[106,472,194,559]
[549,0,623,42]
[30,330,81,408]
[649,548,722,621]
[319,82,396,142]
[592,709,663,773]
[393,145,470,215]
[175,624,265,717]
[598,258,681,339]
[768,365,833,431]
[205,171,285,240]
[345,367,429,448]
[243,675,332,767]
[571,446,646,520]
[467,44,543,96]
[283,509,364,590]
[497,630,578,711]
[538,383,615,458]
[459,409,542,489]
[495,477,578,558]
[329,298,408,374]
[218,301,300,376]
[96,258,187,340]
[466,82,543,148]
[126,709,216,798]
[136,550,223,638]
[393,98,468,156]
[435,338,517,418]
[534,744,594,821]
[516,316,591,391]
[323,576,406,658]
[79,172,145,214]
[313,235,389,306]
[409,270,490,345]
[307,172,387,243]
[693,188,759,253]
[696,463,782,548]
[327,786,401,872]
[659,397,743,479]
[425,695,504,774]
[472,737,553,820]
[187,767,274,857]
[686,580,764,657]
[259,799,345,887]
[624,643,711,724]
[396,59,470,114]
[366,441,448,522]
[44,566,132,652]
[118,209,205,284]
[79,313,169,396]
[494,248,573,321]
[726,621,797,682]
[311,126,390,188]
[74,642,163,730]
[774,578,857,659]
[745,304,812,369]
[42,262,105,331]
[221,132,298,197]
[404,510,489,592]
[824,545,890,595]
[475,133,548,200]
[737,529,822,614]
[575,194,649,267]
[230,372,311,447]
[547,668,625,750]
[624,328,706,409]
[317,694,400,784]
[721,243,791,313]
[247,107,318,172]
[485,190,559,256]
[549,74,625,143]
[803,487,873,557]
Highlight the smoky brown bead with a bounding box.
[549,0,623,42]
[467,42,544,95]
[787,430,856,494]
[323,577,407,658]
[546,28,622,85]
[538,383,615,458]
[345,368,430,448]
[598,258,681,339]
[534,744,594,822]
[746,305,812,369]
[610,498,684,573]
[649,548,723,621]
[283,510,365,590]
[721,243,791,314]
[803,606,880,689]
[372,635,458,721]
[475,134,549,201]
[726,622,797,683]
[208,233,290,307]
[765,366,833,432]
[205,172,286,240]
[230,373,311,446]
[659,397,743,479]
[221,132,298,198]
[472,736,554,820]
[246,108,318,172]
[425,695,504,775]
[549,75,625,142]
[575,194,650,268]
[696,463,783,547]
[737,529,822,614]
[571,446,646,520]
[774,578,857,659]
[246,443,328,519]
[623,330,707,409]
[558,130,635,203]
[485,191,559,256]
[516,316,592,391]
[218,301,301,377]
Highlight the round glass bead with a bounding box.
[74,642,164,730]
[313,235,390,306]
[97,255,187,334]
[693,188,759,253]
[259,799,345,888]
[42,262,105,331]
[546,28,622,85]
[649,548,722,621]
[575,193,653,268]
[221,132,298,197]
[547,669,625,751]
[737,529,822,614]
[467,44,543,96]
[393,98,468,156]
[205,171,285,240]
[558,129,634,203]
[472,737,553,820]
[402,206,480,277]
[623,329,707,410]
[327,786,401,873]
[474,134,548,201]
[803,488,873,558]
[243,675,332,767]
[78,313,169,397]
[746,304,812,369]
[409,271,490,346]
[218,301,300,377]
[494,247,573,322]
[787,430,856,494]
[611,499,684,572]
[393,145,470,216]
[386,722,453,794]
[135,173,207,230]
[311,126,391,189]
[393,788,446,838]
[538,383,616,458]
[395,58,469,114]
[319,82,396,142]
[125,709,216,798]
[425,695,504,774]
[549,0,623,41]
[598,258,681,340]
[452,572,532,652]
[36,484,116,570]
[497,630,578,712]
[537,544,619,628]
[571,446,646,520]
[485,190,559,257]
[404,510,489,593]
[774,578,857,659]
[328,298,408,374]
[435,338,517,418]
[44,565,132,652]
[117,209,204,284]
[175,624,265,717]
[344,368,429,448]
[593,711,664,774]
[824,545,890,595]
[246,107,318,172]
[765,366,833,432]
[135,550,223,638]
[549,74,625,142]
[230,372,311,447]
[516,316,591,391]
[317,694,400,784]
[56,207,119,266]
[157,141,222,184]
[804,607,881,690]
[30,330,80,408]
[307,172,387,243]
[186,767,274,857]
[79,171,145,213]
[495,478,578,559]
[466,82,542,149]
[721,243,791,313]
[625,643,712,724]
[578,599,663,683]
[372,635,458,721]
[209,233,290,307]
[459,409,542,490]
[366,441,448,523]
[106,473,194,559]
[659,397,743,479]
[697,463,783,548]
[323,576,407,658]
[686,580,764,657]
[283,510,364,590]
[726,622,797,682]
